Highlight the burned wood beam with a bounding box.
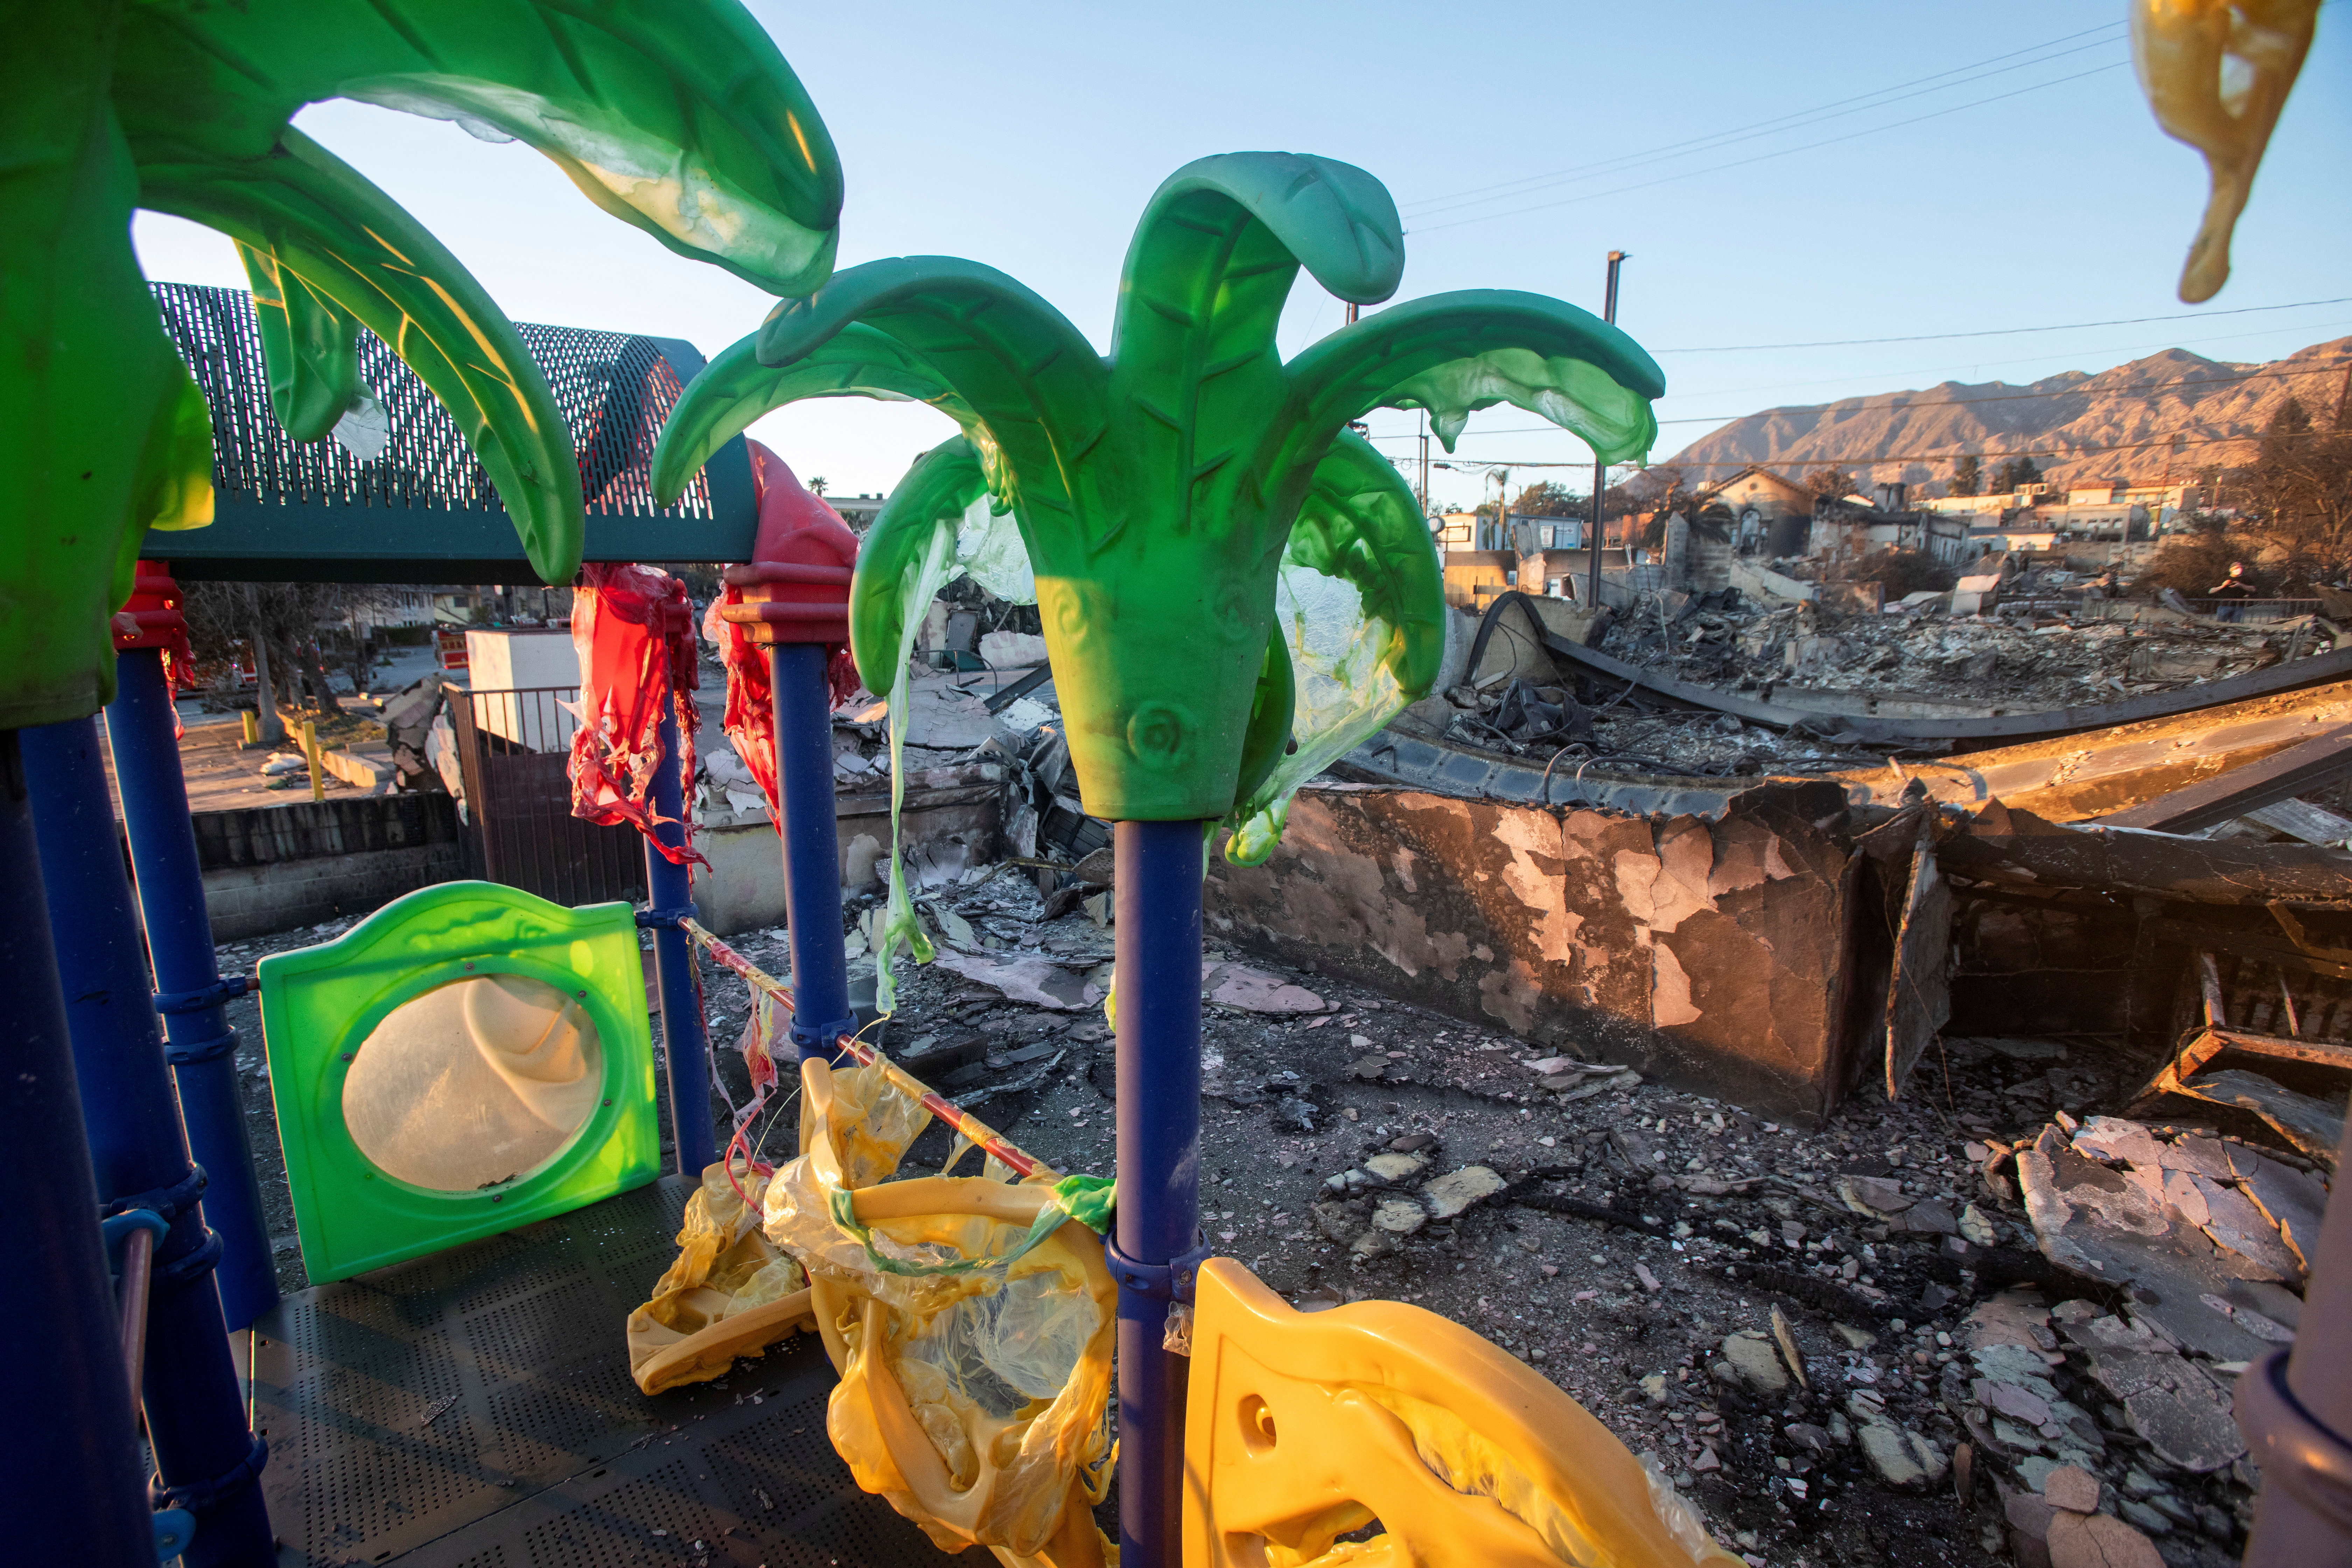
[1939,800,2352,908]
[2096,726,2352,834]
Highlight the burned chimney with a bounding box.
[1875,482,1907,513]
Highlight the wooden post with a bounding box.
[301,719,324,802]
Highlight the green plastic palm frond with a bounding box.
[1111,154,1403,537]
[112,0,843,296]
[142,130,586,583]
[236,240,363,442]
[757,258,1114,552]
[651,325,983,508]
[1278,290,1665,486]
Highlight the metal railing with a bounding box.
[449,686,645,907]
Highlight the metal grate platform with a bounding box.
[251,1177,962,1566]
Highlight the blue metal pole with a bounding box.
[770,644,852,1061]
[645,699,714,1175]
[1112,819,1204,1568]
[106,650,278,1329]
[0,730,158,1568]
[25,718,273,1567]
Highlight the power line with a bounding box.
[1409,62,2130,237]
[1647,296,2352,354]
[1401,25,2124,221]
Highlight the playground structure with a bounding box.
[6,6,2345,1567]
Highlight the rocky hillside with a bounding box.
[1665,336,2352,494]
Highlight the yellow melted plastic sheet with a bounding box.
[766,1057,1117,1567]
[625,1162,812,1395]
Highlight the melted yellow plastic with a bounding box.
[2131,0,2319,301]
[775,1058,1116,1568]
[625,1162,812,1395]
[1183,1259,1742,1568]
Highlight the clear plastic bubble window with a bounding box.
[342,973,604,1191]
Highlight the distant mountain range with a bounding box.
[1662,336,2352,495]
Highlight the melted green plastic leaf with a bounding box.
[873,512,958,1017]
[1225,433,1442,865]
[1390,345,1660,467]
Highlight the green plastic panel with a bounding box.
[256,881,659,1283]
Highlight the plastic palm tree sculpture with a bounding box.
[5,0,842,729]
[652,150,1664,836]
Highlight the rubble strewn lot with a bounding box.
[1433,584,2337,778]
[686,869,2309,1568]
[219,851,2318,1567]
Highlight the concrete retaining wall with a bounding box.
[690,781,1002,937]
[1206,780,1867,1123]
[191,793,467,939]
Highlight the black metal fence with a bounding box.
[449,687,645,908]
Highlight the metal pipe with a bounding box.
[0,729,163,1568]
[770,643,852,1062]
[645,700,714,1175]
[106,649,279,1329]
[26,715,275,1567]
[1586,250,1626,613]
[118,1226,154,1407]
[1113,819,1205,1568]
[2238,1110,2352,1563]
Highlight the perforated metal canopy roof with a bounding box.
[152,283,757,584]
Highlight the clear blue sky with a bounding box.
[133,1,2350,513]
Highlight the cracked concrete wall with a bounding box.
[1207,781,1862,1123]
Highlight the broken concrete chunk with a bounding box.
[1345,1054,1390,1082]
[1308,1203,1361,1245]
[2189,1174,2303,1282]
[1959,1202,1999,1247]
[1203,962,1329,1015]
[2157,1135,2233,1178]
[1419,1166,1505,1219]
[2094,1355,2244,1473]
[1899,1199,1959,1236]
[1715,1332,1790,1396]
[1975,1379,2053,1427]
[2045,1510,2164,1568]
[1855,1417,1948,1490]
[2071,1116,2168,1168]
[2041,1464,2101,1514]
[1963,1289,2052,1352]
[2234,1156,2329,1271]
[1837,1174,1914,1217]
[2161,1168,2209,1227]
[1371,1198,1427,1236]
[1387,1132,1437,1154]
[1362,1151,1429,1184]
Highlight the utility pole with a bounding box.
[1587,251,1626,610]
[1419,410,1430,514]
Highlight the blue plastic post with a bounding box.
[1113,819,1204,1568]
[107,650,279,1329]
[646,699,714,1175]
[770,644,852,1061]
[0,730,159,1568]
[24,718,273,1567]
